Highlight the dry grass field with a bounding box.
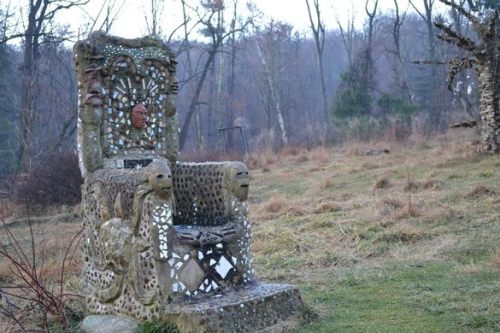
[1,130,499,332]
[248,131,499,332]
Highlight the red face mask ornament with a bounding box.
[131,104,147,129]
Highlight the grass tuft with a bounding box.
[262,195,287,213]
[320,178,335,191]
[313,202,341,214]
[382,197,403,209]
[373,177,391,190]
[491,248,500,268]
[394,199,422,219]
[375,224,428,244]
[310,147,330,163]
[466,185,497,198]
[404,180,419,191]
[295,154,309,163]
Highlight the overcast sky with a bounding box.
[3,0,441,42]
[62,0,435,39]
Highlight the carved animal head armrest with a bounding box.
[131,158,173,233]
[223,162,250,202]
[221,162,250,223]
[143,159,173,200]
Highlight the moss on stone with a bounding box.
[137,319,180,333]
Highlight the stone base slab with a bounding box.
[168,282,303,332]
[80,314,140,333]
[81,282,304,333]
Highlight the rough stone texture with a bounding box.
[80,160,254,319]
[477,54,500,153]
[80,315,140,333]
[75,32,303,332]
[167,282,303,333]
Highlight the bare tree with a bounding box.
[391,0,412,101]
[178,0,252,150]
[225,0,240,149]
[305,0,331,134]
[337,15,355,69]
[255,36,288,146]
[1,0,88,172]
[144,0,165,36]
[409,0,445,129]
[364,0,379,93]
[0,5,19,177]
[177,0,205,151]
[448,0,478,120]
[179,0,223,150]
[409,0,437,69]
[78,0,126,37]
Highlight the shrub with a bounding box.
[335,116,387,142]
[373,177,391,190]
[0,218,84,332]
[14,152,83,206]
[332,59,372,120]
[376,93,417,120]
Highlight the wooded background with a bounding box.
[0,0,494,179]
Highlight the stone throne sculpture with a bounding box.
[75,32,302,332]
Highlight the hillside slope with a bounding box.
[248,135,499,332]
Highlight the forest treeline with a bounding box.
[0,0,490,179]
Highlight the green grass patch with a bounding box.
[295,262,500,332]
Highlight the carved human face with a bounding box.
[147,159,172,199]
[131,103,147,129]
[226,162,249,201]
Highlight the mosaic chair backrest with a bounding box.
[75,33,253,320]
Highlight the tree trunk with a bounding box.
[477,15,500,152]
[19,0,41,173]
[317,54,330,126]
[179,49,216,150]
[392,0,413,102]
[226,17,237,149]
[20,45,35,172]
[410,0,441,130]
[255,40,288,146]
[305,0,331,136]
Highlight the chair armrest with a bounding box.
[172,161,250,225]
